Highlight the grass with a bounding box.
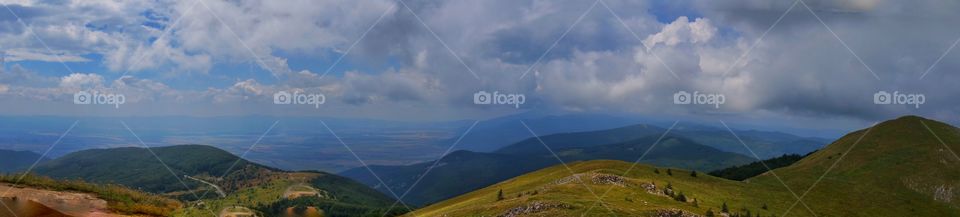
[413,116,960,216]
[175,171,406,217]
[412,160,790,216]
[0,173,182,216]
[173,172,303,217]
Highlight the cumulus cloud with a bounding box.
[643,16,717,49]
[59,73,104,89]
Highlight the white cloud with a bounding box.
[5,49,90,62]
[643,16,717,49]
[59,73,104,89]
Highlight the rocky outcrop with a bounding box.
[651,208,700,217]
[497,201,572,217]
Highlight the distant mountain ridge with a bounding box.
[0,149,47,173]
[449,113,644,151]
[496,122,828,159]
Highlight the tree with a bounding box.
[722,202,729,213]
[667,169,673,176]
[675,192,687,202]
[654,168,660,174]
[664,183,675,197]
[705,208,715,217]
[762,203,768,210]
[496,189,504,201]
[690,170,698,177]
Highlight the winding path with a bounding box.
[184,175,226,198]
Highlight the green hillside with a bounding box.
[32,144,275,196]
[746,115,960,216]
[413,116,960,216]
[28,144,403,216]
[342,135,752,206]
[411,160,788,216]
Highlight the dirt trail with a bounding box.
[185,175,226,198]
[0,184,129,217]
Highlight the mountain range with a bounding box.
[0,149,46,173]
[340,121,809,206]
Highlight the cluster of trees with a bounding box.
[704,202,770,217]
[653,168,699,178]
[662,183,688,202]
[256,196,410,217]
[708,154,805,181]
[495,188,541,202]
[216,164,282,193]
[0,173,181,216]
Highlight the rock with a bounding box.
[641,182,657,194]
[652,208,701,217]
[591,174,628,187]
[497,201,571,217]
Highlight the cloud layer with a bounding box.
[0,0,957,123]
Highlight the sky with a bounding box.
[0,0,957,128]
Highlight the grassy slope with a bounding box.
[412,160,788,216]
[747,115,960,216]
[413,116,960,216]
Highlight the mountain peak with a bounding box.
[881,115,932,124]
[859,115,955,144]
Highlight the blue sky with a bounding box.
[0,0,957,129]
